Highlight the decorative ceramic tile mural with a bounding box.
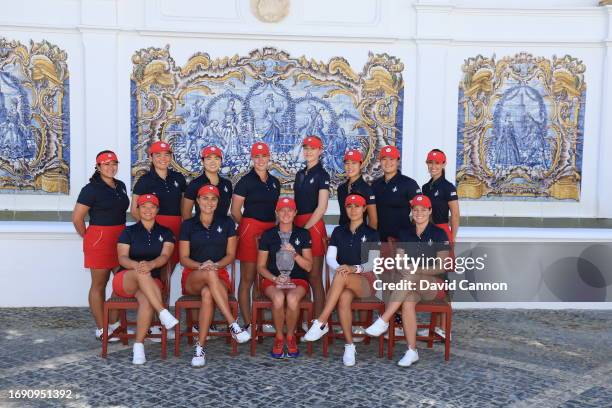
[456,53,585,201]
[0,38,70,194]
[130,46,404,194]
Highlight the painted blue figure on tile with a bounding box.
[262,93,285,150]
[0,82,34,160]
[220,98,241,156]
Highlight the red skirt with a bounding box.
[112,270,163,298]
[83,224,125,269]
[236,217,276,262]
[181,267,230,295]
[261,278,309,292]
[293,214,327,257]
[156,214,182,264]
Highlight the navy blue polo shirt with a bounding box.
[184,173,233,218]
[179,215,236,263]
[372,172,421,241]
[421,177,458,225]
[133,169,186,216]
[258,226,311,280]
[293,162,330,215]
[118,222,175,279]
[77,177,130,226]
[234,168,280,222]
[397,223,450,259]
[329,223,380,266]
[337,176,376,226]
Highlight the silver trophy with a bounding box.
[275,231,296,289]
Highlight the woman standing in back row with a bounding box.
[292,136,330,316]
[72,151,130,341]
[231,142,281,332]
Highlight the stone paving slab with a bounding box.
[0,308,610,408]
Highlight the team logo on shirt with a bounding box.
[272,182,277,189]
[370,195,375,200]
[224,186,229,193]
[122,188,127,195]
[217,226,222,233]
[392,186,398,193]
[309,178,314,184]
[361,235,367,242]
[158,235,164,242]
[450,191,457,197]
[174,180,179,188]
[428,239,433,246]
[434,190,439,197]
[294,238,300,246]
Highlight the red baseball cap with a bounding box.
[276,197,297,211]
[426,150,446,163]
[410,194,432,209]
[251,142,270,157]
[201,146,223,160]
[343,149,363,163]
[345,194,366,207]
[149,141,172,155]
[137,194,159,207]
[96,151,119,164]
[302,136,323,149]
[379,145,400,160]
[197,184,220,198]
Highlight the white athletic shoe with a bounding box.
[262,324,275,334]
[343,344,356,367]
[96,327,120,343]
[304,320,329,341]
[191,343,206,367]
[434,327,452,341]
[365,317,389,337]
[158,309,179,330]
[417,328,429,337]
[397,348,419,367]
[230,322,251,343]
[132,342,146,365]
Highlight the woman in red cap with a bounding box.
[293,135,330,316]
[304,194,380,366]
[131,141,186,268]
[72,150,130,340]
[182,145,233,220]
[257,197,313,358]
[231,142,280,332]
[420,148,459,339]
[365,194,450,368]
[113,194,178,365]
[372,145,421,242]
[337,149,377,228]
[180,184,251,367]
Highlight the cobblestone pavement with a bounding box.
[0,308,610,408]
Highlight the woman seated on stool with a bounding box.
[257,197,313,359]
[365,194,450,367]
[303,194,380,366]
[180,184,251,368]
[113,194,179,365]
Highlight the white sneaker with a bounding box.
[352,326,365,343]
[96,327,120,342]
[304,320,329,342]
[417,328,429,337]
[132,342,146,365]
[230,322,251,343]
[384,327,405,340]
[191,343,206,367]
[434,327,452,341]
[343,344,356,367]
[365,317,388,337]
[397,348,419,367]
[158,309,179,330]
[147,325,175,342]
[262,324,275,334]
